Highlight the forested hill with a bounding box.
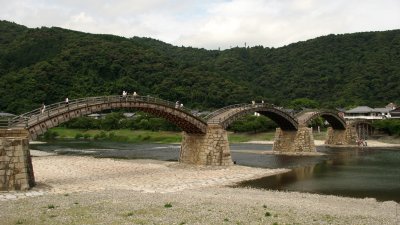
[1,20,399,114]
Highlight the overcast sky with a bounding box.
[1,0,399,49]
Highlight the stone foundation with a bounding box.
[180,124,233,166]
[325,125,357,145]
[273,127,316,152]
[0,129,35,191]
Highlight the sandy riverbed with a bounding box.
[0,153,399,224]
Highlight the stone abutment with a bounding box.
[325,125,357,145]
[273,127,316,152]
[0,129,35,191]
[180,124,233,166]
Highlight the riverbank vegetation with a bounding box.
[39,112,333,143]
[42,127,329,144]
[45,128,182,143]
[372,120,400,136]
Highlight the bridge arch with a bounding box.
[205,103,298,130]
[6,96,207,140]
[296,110,346,130]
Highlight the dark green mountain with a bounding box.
[1,20,399,114]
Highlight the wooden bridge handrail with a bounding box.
[204,103,250,120]
[0,95,204,128]
[206,103,298,127]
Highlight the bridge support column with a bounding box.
[325,125,357,145]
[180,124,233,166]
[0,129,35,191]
[273,127,316,152]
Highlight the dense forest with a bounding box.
[1,20,399,114]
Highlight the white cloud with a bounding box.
[0,0,399,49]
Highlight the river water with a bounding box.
[32,141,400,202]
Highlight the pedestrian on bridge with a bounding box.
[65,97,69,106]
[41,103,46,114]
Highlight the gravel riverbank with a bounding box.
[0,154,398,224]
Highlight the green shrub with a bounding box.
[83,133,91,139]
[42,130,59,140]
[108,132,115,139]
[108,134,129,142]
[373,120,400,136]
[99,131,107,139]
[141,135,151,141]
[74,133,83,139]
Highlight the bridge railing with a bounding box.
[296,109,345,125]
[0,119,11,128]
[295,109,340,117]
[204,103,253,120]
[206,103,280,124]
[0,95,202,129]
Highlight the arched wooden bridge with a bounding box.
[3,95,208,140]
[2,96,350,139]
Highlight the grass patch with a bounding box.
[265,212,271,217]
[49,128,182,144]
[228,131,275,143]
[43,128,335,144]
[164,203,172,208]
[47,204,55,209]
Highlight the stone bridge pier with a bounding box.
[0,129,35,191]
[273,127,316,152]
[325,124,357,145]
[180,124,233,166]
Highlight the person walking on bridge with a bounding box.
[65,97,69,107]
[41,103,46,114]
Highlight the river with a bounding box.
[32,140,400,202]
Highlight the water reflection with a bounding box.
[236,147,400,202]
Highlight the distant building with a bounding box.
[385,102,397,110]
[344,106,391,120]
[390,107,400,118]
